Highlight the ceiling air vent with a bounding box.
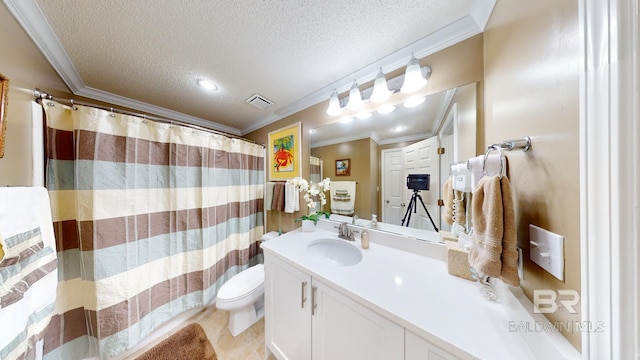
[246,93,274,110]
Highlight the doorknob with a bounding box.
[401,203,406,207]
[386,200,390,204]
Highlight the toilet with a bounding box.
[216,231,279,336]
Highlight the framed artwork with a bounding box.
[0,73,8,158]
[268,122,302,181]
[335,158,350,176]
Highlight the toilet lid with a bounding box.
[218,264,264,301]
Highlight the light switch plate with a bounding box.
[529,224,564,281]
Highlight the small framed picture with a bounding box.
[335,159,350,176]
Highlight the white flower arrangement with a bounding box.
[287,177,331,223]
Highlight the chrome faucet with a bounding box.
[338,222,355,241]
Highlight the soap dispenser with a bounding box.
[361,229,370,249]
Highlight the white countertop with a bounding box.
[261,224,576,360]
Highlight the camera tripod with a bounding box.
[401,189,439,232]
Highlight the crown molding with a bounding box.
[242,2,496,135]
[5,0,495,137]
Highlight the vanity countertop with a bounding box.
[261,226,575,360]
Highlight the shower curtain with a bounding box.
[41,101,264,359]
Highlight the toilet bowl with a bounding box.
[215,231,279,336]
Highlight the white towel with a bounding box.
[0,187,58,359]
[468,154,504,189]
[284,183,299,213]
[330,181,356,216]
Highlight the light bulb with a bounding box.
[378,105,396,114]
[401,54,427,93]
[404,96,426,108]
[326,90,343,116]
[370,68,391,103]
[346,81,363,111]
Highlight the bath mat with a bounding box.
[135,323,217,360]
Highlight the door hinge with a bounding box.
[437,147,445,154]
[437,199,444,206]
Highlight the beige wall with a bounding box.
[246,34,484,233]
[484,0,581,350]
[0,4,71,186]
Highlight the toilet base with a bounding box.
[226,296,265,337]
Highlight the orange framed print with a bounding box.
[0,73,8,158]
[335,158,350,176]
[268,122,302,181]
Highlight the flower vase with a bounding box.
[301,219,316,232]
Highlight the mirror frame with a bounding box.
[0,73,8,158]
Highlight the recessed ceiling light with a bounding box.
[339,117,353,124]
[197,79,218,91]
[404,96,426,108]
[378,105,397,114]
[356,112,372,120]
[393,126,405,132]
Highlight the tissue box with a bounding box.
[445,240,474,281]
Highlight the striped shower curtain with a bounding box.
[41,101,264,359]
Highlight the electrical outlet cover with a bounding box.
[529,224,564,281]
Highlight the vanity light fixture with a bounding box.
[324,55,432,115]
[356,112,372,120]
[326,89,343,116]
[401,53,428,93]
[378,105,396,114]
[370,67,391,103]
[403,96,426,108]
[197,79,218,91]
[346,81,364,111]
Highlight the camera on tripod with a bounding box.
[406,174,430,191]
[402,174,438,232]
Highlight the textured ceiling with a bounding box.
[6,0,493,135]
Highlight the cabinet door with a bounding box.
[265,256,312,360]
[405,330,463,360]
[311,280,404,360]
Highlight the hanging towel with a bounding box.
[442,178,454,225]
[284,183,300,213]
[265,182,276,211]
[330,181,356,216]
[468,154,504,189]
[271,182,286,212]
[0,187,58,360]
[468,175,520,286]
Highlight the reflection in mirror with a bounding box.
[309,82,477,242]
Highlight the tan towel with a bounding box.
[443,178,466,226]
[265,182,275,211]
[271,182,286,212]
[468,175,519,287]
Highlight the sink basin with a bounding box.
[306,238,363,266]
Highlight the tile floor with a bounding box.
[125,306,277,360]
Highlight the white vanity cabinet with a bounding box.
[265,255,404,360]
[405,330,463,360]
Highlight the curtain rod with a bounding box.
[32,88,255,143]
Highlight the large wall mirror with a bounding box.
[309,82,477,242]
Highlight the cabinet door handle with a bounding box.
[301,281,307,308]
[311,285,318,315]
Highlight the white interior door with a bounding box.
[381,149,404,225]
[402,136,440,231]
